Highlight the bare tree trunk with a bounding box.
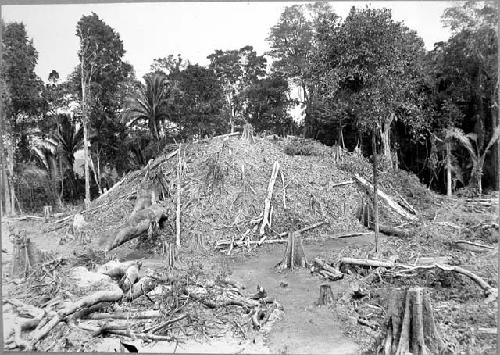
[176,145,182,248]
[446,141,452,197]
[372,132,379,253]
[379,115,394,167]
[7,142,16,216]
[81,55,91,210]
[3,168,11,216]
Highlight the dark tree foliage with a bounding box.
[207,45,266,131]
[244,74,296,136]
[169,64,227,139]
[69,13,135,176]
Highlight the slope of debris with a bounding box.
[84,135,384,254]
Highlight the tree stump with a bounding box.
[357,196,373,228]
[318,284,334,305]
[241,123,255,144]
[276,232,307,271]
[379,287,445,355]
[43,205,52,223]
[11,233,40,278]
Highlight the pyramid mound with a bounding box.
[84,135,433,253]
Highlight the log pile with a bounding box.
[5,257,280,351]
[339,257,497,300]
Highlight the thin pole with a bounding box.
[372,131,379,253]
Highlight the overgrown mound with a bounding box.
[83,135,433,255]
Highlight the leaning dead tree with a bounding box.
[276,231,307,271]
[377,287,444,355]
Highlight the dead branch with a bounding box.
[144,313,187,334]
[184,288,259,310]
[85,310,162,320]
[455,240,495,252]
[340,257,497,297]
[353,174,418,221]
[326,231,374,239]
[280,170,286,210]
[330,180,354,188]
[27,287,124,350]
[260,161,280,235]
[275,221,327,238]
[312,258,343,281]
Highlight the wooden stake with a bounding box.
[280,170,286,210]
[260,161,280,235]
[176,144,182,248]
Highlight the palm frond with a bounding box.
[445,127,478,161]
[483,125,500,156]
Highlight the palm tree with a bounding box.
[54,114,84,200]
[124,73,171,141]
[446,125,500,195]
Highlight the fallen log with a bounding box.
[353,174,418,221]
[184,288,259,310]
[312,258,343,281]
[378,224,412,238]
[328,231,374,239]
[86,310,162,320]
[275,221,327,238]
[455,240,495,252]
[340,257,395,268]
[124,276,157,301]
[97,260,142,279]
[340,257,497,298]
[27,287,124,350]
[113,329,174,341]
[330,180,354,188]
[144,313,188,334]
[104,205,167,252]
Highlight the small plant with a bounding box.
[204,152,228,194]
[283,141,316,156]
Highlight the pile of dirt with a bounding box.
[82,136,375,255]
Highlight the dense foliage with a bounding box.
[1,2,498,213]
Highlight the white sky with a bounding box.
[3,1,454,83]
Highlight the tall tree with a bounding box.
[1,21,45,215]
[207,46,266,132]
[317,7,429,167]
[76,13,133,203]
[169,64,226,139]
[124,73,171,141]
[267,2,339,137]
[435,1,498,192]
[244,74,295,135]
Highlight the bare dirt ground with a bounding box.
[2,218,375,353]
